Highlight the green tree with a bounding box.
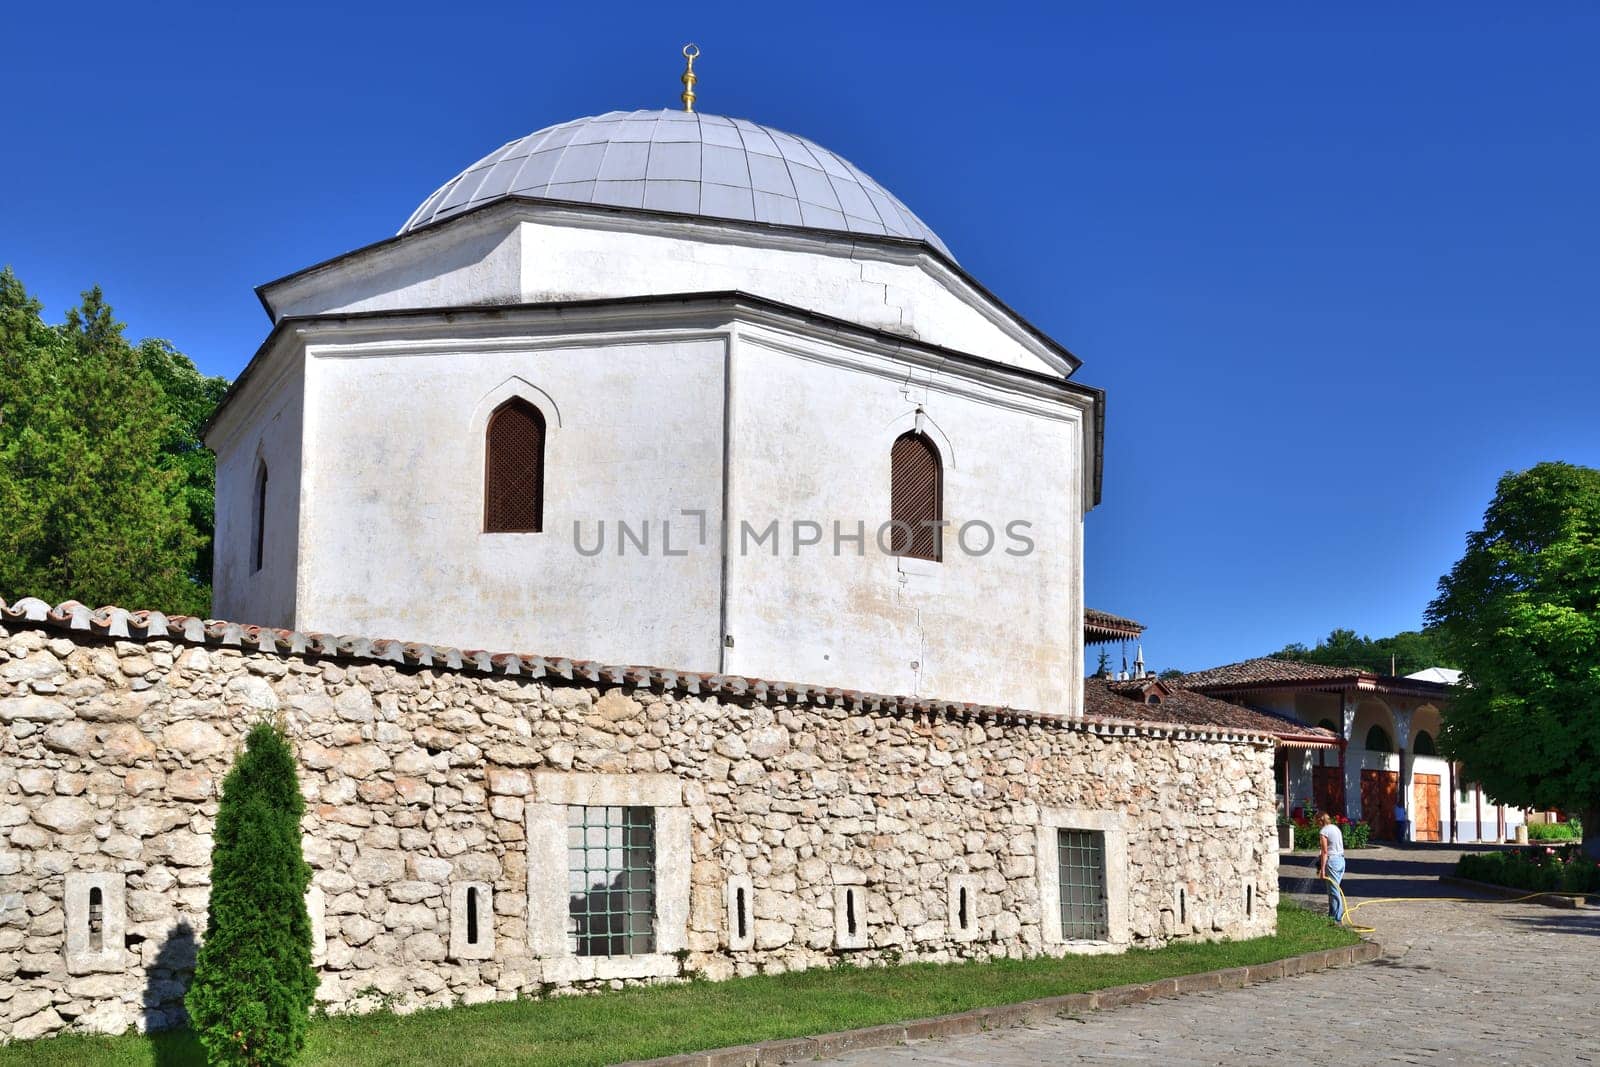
[137,337,231,586]
[186,721,316,1066]
[0,269,226,613]
[1426,462,1600,858]
[1269,626,1452,676]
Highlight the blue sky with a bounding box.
[5,2,1597,670]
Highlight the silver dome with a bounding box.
[402,110,951,258]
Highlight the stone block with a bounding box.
[64,871,126,975]
[726,874,755,951]
[903,1011,986,1041]
[833,884,868,950]
[1172,970,1223,994]
[449,882,494,960]
[946,873,982,942]
[161,720,227,760]
[34,796,97,835]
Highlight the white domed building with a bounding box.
[206,101,1102,714]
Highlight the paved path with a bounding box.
[820,846,1600,1066]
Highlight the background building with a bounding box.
[1177,658,1526,842]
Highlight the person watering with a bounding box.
[1393,801,1410,846]
[1318,812,1346,922]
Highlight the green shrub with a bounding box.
[1526,822,1577,841]
[1457,849,1600,894]
[186,722,317,1066]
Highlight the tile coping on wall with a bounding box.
[0,596,1275,745]
[614,940,1384,1067]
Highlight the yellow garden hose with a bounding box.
[1320,876,1587,934]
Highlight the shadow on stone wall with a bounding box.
[145,921,204,1065]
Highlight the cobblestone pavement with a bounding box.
[820,846,1600,1066]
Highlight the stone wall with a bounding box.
[0,608,1277,1041]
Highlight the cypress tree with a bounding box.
[186,721,316,1066]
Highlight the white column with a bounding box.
[1394,706,1413,842]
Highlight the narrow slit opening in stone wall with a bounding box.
[735,886,747,941]
[466,887,479,945]
[845,889,857,937]
[958,886,969,930]
[88,886,104,951]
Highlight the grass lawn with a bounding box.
[2,903,1356,1067]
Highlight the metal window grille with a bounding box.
[567,805,656,957]
[484,399,545,533]
[1057,829,1109,941]
[889,431,942,561]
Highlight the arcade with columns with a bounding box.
[1177,659,1524,844]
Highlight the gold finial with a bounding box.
[680,43,700,112]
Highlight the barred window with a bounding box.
[484,398,546,533]
[567,805,656,957]
[889,430,942,561]
[1057,829,1109,940]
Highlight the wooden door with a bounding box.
[1361,769,1399,840]
[1414,773,1442,842]
[1312,766,1344,817]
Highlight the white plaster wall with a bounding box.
[722,327,1082,713]
[516,218,1064,377]
[261,208,1067,379]
[210,359,303,627]
[265,215,522,320]
[293,333,727,668]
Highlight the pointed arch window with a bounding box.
[251,462,268,573]
[889,431,942,562]
[1414,731,1437,757]
[1365,725,1394,753]
[484,398,546,533]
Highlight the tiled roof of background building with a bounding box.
[1176,657,1454,699]
[1175,657,1366,689]
[1085,677,1339,745]
[1084,608,1145,643]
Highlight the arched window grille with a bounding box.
[1414,730,1437,757]
[484,398,546,533]
[1365,724,1395,753]
[889,431,942,562]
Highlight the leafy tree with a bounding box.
[0,269,226,613]
[1426,462,1600,858]
[187,721,316,1066]
[137,337,231,586]
[1269,626,1452,676]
